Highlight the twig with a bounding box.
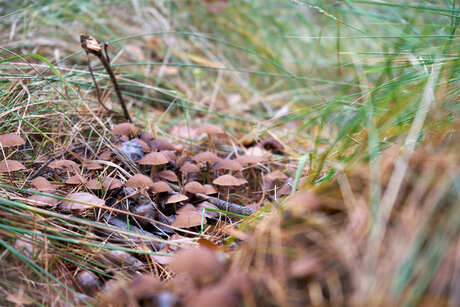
[85,53,114,113]
[80,34,132,122]
[196,193,256,216]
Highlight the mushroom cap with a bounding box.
[0,159,26,172]
[65,175,87,185]
[126,174,154,189]
[102,176,123,190]
[213,174,247,186]
[184,181,206,194]
[172,205,204,228]
[180,162,200,174]
[166,194,188,204]
[203,184,218,195]
[160,150,176,162]
[83,160,104,170]
[192,151,219,163]
[148,139,176,151]
[213,159,243,171]
[138,152,168,166]
[111,122,138,136]
[151,181,172,193]
[199,124,224,135]
[30,176,56,192]
[61,192,104,211]
[158,170,179,182]
[0,134,25,147]
[265,170,288,181]
[27,194,59,207]
[48,160,80,173]
[236,155,265,166]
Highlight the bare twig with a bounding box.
[80,34,132,122]
[85,53,114,113]
[196,193,256,216]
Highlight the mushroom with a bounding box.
[148,139,176,151]
[235,154,264,166]
[0,159,26,173]
[0,133,25,148]
[82,160,104,171]
[125,174,154,190]
[172,204,205,228]
[27,194,59,207]
[158,170,179,183]
[166,194,188,205]
[203,184,218,195]
[65,174,87,185]
[30,176,56,192]
[48,159,81,174]
[180,162,200,174]
[192,151,219,164]
[213,174,247,187]
[111,122,138,137]
[212,174,247,199]
[151,181,172,193]
[0,134,25,159]
[60,192,104,212]
[138,152,168,179]
[199,124,224,152]
[183,181,206,195]
[212,159,243,172]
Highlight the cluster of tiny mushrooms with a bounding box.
[0,120,292,230]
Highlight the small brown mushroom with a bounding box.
[27,194,59,207]
[203,184,218,195]
[172,204,204,228]
[0,134,25,148]
[236,155,264,166]
[65,175,87,185]
[158,170,179,183]
[151,181,172,193]
[82,160,104,171]
[183,181,206,194]
[166,194,188,204]
[125,174,154,189]
[192,151,219,164]
[48,159,80,174]
[139,152,169,178]
[60,192,104,212]
[111,122,138,136]
[30,176,56,192]
[212,174,247,187]
[213,159,243,172]
[0,159,25,173]
[139,152,168,166]
[148,139,176,151]
[180,162,200,174]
